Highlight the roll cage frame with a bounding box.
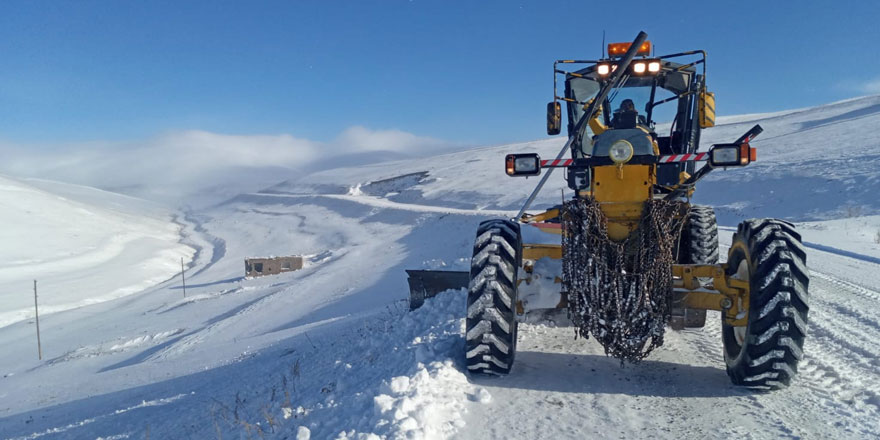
[552,50,707,160]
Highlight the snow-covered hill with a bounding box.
[1,96,880,439]
[266,94,880,224]
[0,175,193,329]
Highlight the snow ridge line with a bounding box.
[801,242,880,266]
[7,393,192,440]
[248,192,517,217]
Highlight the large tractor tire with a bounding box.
[465,219,521,375]
[722,219,810,389]
[671,205,719,329]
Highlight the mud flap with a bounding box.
[669,307,707,330]
[406,270,469,310]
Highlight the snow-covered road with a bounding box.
[462,238,880,440]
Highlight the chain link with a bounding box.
[562,198,688,362]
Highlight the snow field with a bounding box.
[0,175,194,329]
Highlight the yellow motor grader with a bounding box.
[407,32,809,389]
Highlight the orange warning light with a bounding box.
[607,41,652,57]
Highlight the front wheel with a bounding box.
[722,219,810,389]
[465,219,521,375]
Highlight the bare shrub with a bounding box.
[211,358,302,440]
[845,205,863,218]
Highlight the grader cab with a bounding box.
[408,31,809,389]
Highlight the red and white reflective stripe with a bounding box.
[659,152,708,163]
[540,159,574,167]
[540,154,708,166]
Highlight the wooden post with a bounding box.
[34,280,42,360]
[181,257,187,298]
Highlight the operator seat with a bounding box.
[611,99,651,131]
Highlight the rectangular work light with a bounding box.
[598,59,661,77]
[709,143,757,167]
[505,153,541,176]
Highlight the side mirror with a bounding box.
[505,153,541,176]
[709,143,755,167]
[547,101,561,135]
[699,89,715,128]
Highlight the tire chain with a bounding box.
[561,198,688,362]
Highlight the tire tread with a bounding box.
[465,219,521,375]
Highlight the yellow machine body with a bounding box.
[699,89,716,128]
[590,164,654,241]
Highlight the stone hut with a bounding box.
[245,256,303,278]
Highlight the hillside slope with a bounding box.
[267,95,880,225]
[0,175,194,329]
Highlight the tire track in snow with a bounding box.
[797,274,880,422]
[716,236,880,436]
[672,315,724,364]
[661,319,822,439]
[811,270,880,303]
[665,309,877,439]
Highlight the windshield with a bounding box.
[609,84,678,125]
[567,77,601,129]
[567,75,679,131]
[608,86,651,119]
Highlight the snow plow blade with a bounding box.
[406,270,469,310]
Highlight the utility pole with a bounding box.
[34,280,42,360]
[181,257,187,298]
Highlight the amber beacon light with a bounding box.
[607,41,652,57]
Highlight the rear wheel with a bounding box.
[465,219,521,375]
[671,205,719,329]
[722,219,809,389]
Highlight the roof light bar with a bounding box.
[597,59,662,77]
[608,41,651,57]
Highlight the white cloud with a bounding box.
[837,77,880,95]
[334,126,450,153]
[860,78,880,94]
[0,127,458,206]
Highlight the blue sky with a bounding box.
[1,0,879,147]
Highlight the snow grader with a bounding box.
[407,32,809,389]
